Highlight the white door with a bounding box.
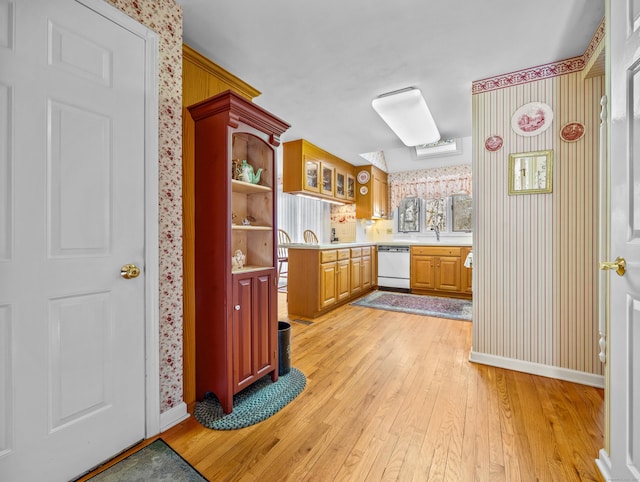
[599,0,640,480]
[0,1,150,480]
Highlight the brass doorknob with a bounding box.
[121,264,141,279]
[599,257,626,276]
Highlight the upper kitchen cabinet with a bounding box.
[283,139,356,203]
[355,165,388,219]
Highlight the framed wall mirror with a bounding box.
[509,150,553,195]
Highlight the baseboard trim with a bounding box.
[595,448,612,481]
[159,402,190,432]
[469,351,605,388]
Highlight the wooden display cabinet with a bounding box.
[188,90,289,413]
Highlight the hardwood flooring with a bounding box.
[83,292,605,481]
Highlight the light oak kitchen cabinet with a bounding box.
[288,243,377,318]
[355,165,388,219]
[283,139,356,203]
[460,246,473,294]
[410,245,472,300]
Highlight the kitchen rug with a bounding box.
[194,367,306,430]
[87,439,207,481]
[352,290,472,321]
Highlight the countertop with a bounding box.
[281,242,377,250]
[281,240,471,249]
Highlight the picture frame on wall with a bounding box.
[508,150,553,194]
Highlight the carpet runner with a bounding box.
[352,290,472,321]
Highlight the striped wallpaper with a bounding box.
[470,22,605,383]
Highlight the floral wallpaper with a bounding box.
[106,0,184,413]
[359,151,388,172]
[388,164,472,212]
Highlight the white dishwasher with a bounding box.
[377,244,411,290]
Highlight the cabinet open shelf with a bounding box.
[231,225,272,231]
[232,179,272,194]
[232,265,273,273]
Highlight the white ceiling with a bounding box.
[179,0,605,172]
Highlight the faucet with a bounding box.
[432,226,440,241]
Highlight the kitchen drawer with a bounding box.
[338,249,351,260]
[412,246,462,257]
[361,246,371,256]
[350,247,362,258]
[320,250,338,263]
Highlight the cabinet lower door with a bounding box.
[437,256,462,291]
[253,272,275,379]
[320,262,337,309]
[361,255,372,289]
[233,270,276,392]
[337,259,351,301]
[411,255,436,290]
[350,257,362,294]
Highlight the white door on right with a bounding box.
[601,0,640,480]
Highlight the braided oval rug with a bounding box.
[194,368,306,430]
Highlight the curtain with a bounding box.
[388,164,472,211]
[277,187,328,243]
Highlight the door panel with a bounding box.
[49,100,111,255]
[601,0,640,479]
[254,272,274,377]
[0,1,148,479]
[233,276,254,389]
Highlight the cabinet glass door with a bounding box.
[304,159,320,192]
[335,170,346,198]
[321,164,334,196]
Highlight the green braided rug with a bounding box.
[194,368,306,430]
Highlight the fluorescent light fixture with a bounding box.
[295,193,345,205]
[372,87,440,146]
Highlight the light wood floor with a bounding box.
[84,292,605,481]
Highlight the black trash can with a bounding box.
[278,321,291,375]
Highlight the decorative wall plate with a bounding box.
[560,122,585,142]
[511,102,553,136]
[357,170,370,184]
[359,186,368,195]
[485,135,504,152]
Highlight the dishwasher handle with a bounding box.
[378,245,410,253]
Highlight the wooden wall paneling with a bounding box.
[182,44,261,410]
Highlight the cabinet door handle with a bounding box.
[234,305,240,311]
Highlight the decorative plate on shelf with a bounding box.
[484,135,503,152]
[357,170,370,184]
[511,102,553,136]
[560,122,585,142]
[359,186,368,195]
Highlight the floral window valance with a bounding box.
[388,164,472,211]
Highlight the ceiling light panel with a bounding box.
[372,88,440,146]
